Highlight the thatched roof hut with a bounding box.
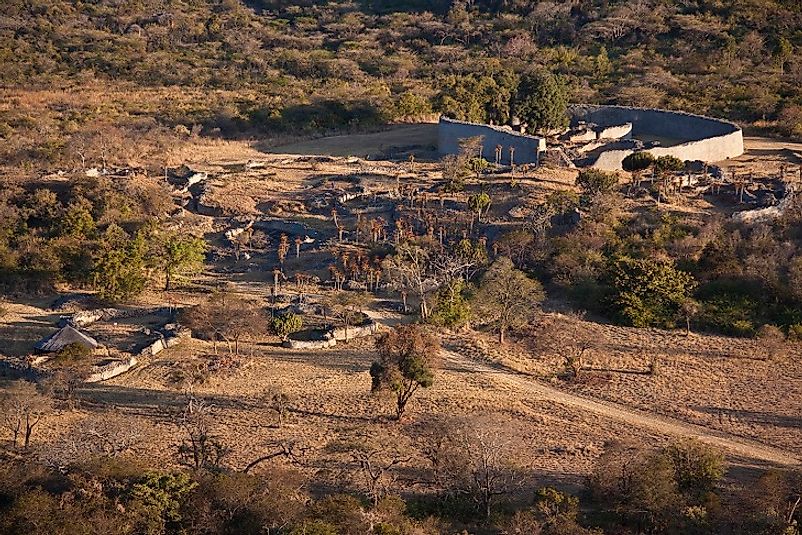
[34,325,99,353]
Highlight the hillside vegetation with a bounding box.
[2,0,802,171]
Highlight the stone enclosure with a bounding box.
[437,105,744,170]
[570,105,744,170]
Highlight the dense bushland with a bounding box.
[0,439,797,534]
[2,0,802,171]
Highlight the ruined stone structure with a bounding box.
[570,105,744,170]
[438,116,546,165]
[437,106,744,171]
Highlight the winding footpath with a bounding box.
[443,349,801,467]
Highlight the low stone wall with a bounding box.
[282,337,337,350]
[85,356,138,383]
[438,116,545,165]
[571,105,743,170]
[138,334,184,357]
[332,320,379,341]
[283,319,380,349]
[597,123,632,140]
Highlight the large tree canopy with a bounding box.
[513,70,570,134]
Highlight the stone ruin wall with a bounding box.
[571,105,744,170]
[438,116,546,165]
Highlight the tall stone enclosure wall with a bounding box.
[571,105,744,170]
[438,117,546,164]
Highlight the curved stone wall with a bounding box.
[571,105,744,170]
[438,116,546,165]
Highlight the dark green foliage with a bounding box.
[271,313,304,340]
[664,441,726,497]
[610,256,696,328]
[130,472,198,532]
[513,70,569,133]
[54,342,92,362]
[467,192,491,222]
[429,279,471,328]
[149,232,206,291]
[653,155,685,174]
[621,152,655,173]
[435,71,518,124]
[92,224,148,302]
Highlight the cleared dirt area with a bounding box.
[267,123,439,158]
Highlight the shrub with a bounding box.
[290,521,338,535]
[788,323,802,341]
[576,169,620,196]
[622,151,655,173]
[731,319,755,337]
[663,441,726,497]
[271,313,303,341]
[55,342,93,362]
[388,92,432,121]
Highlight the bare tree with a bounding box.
[1,381,51,449]
[243,440,307,474]
[324,291,369,341]
[183,292,267,355]
[439,417,523,519]
[532,313,597,379]
[264,386,292,428]
[384,242,433,320]
[177,396,229,470]
[351,447,411,506]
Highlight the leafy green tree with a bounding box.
[92,224,148,302]
[59,200,96,239]
[654,155,684,174]
[466,157,489,179]
[429,279,471,328]
[150,232,206,291]
[594,45,611,79]
[370,324,440,420]
[271,313,303,341]
[610,256,697,328]
[590,442,683,532]
[774,36,793,73]
[513,70,569,133]
[436,71,518,124]
[468,192,491,222]
[390,91,432,120]
[473,257,545,343]
[622,152,656,173]
[534,486,581,528]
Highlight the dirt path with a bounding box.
[443,349,801,467]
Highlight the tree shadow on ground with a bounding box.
[259,122,439,160]
[690,405,802,430]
